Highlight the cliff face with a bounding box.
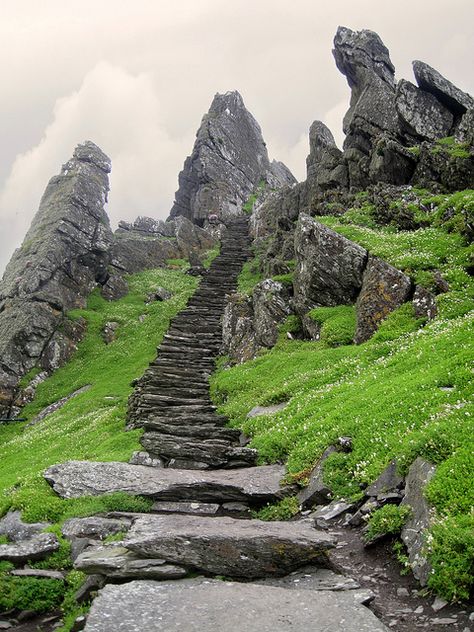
[0,142,113,416]
[169,91,295,225]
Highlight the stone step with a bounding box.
[44,461,292,504]
[75,514,335,580]
[83,579,388,632]
[140,432,257,467]
[143,420,240,442]
[145,414,230,426]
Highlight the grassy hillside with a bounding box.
[211,190,474,601]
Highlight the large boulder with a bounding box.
[169,91,295,224]
[413,60,474,117]
[396,79,454,141]
[293,214,367,311]
[354,255,412,343]
[0,141,113,415]
[222,279,292,364]
[306,121,347,192]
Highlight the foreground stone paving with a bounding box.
[44,218,389,630]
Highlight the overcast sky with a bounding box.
[1,0,473,275]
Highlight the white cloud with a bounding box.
[0,61,192,274]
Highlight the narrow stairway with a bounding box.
[126,217,258,469]
[44,217,390,631]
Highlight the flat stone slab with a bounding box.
[75,544,187,580]
[256,565,361,592]
[151,501,220,516]
[84,579,390,632]
[0,533,60,563]
[123,514,335,577]
[247,403,288,418]
[44,461,291,503]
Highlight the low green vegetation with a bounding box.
[0,264,197,619]
[242,179,266,214]
[432,136,471,160]
[363,504,411,543]
[212,189,474,601]
[252,496,300,521]
[309,305,357,347]
[238,255,263,294]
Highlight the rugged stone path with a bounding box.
[44,218,390,631]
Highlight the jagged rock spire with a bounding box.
[169,91,295,225]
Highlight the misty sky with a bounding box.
[1,0,473,275]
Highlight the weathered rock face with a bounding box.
[401,457,437,586]
[0,141,113,416]
[222,279,292,364]
[293,214,367,312]
[44,460,293,504]
[123,514,335,577]
[306,121,347,192]
[354,255,412,344]
[169,91,295,225]
[413,60,474,117]
[396,79,454,141]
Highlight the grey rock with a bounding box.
[413,60,474,115]
[257,566,361,592]
[151,501,220,516]
[62,517,132,541]
[411,139,474,192]
[401,457,437,585]
[0,141,112,415]
[129,451,164,468]
[306,121,346,192]
[431,596,449,612]
[148,286,172,302]
[84,578,390,632]
[75,574,105,604]
[0,511,49,542]
[455,108,474,145]
[71,616,87,632]
[365,460,404,497]
[0,623,12,630]
[27,384,91,427]
[124,514,335,577]
[169,91,294,224]
[10,568,64,580]
[100,274,129,301]
[298,446,337,509]
[102,321,119,344]
[396,79,454,140]
[0,533,60,563]
[247,402,288,418]
[413,285,437,320]
[354,255,412,344]
[311,500,355,524]
[75,544,188,580]
[44,460,293,503]
[221,502,250,514]
[222,279,292,363]
[293,214,367,311]
[368,135,417,185]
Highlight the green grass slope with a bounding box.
[211,190,474,601]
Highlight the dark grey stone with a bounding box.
[0,533,60,563]
[44,460,293,503]
[311,500,355,524]
[100,274,129,301]
[293,214,367,311]
[169,91,294,224]
[10,569,64,580]
[62,517,132,541]
[0,511,49,542]
[306,121,346,192]
[413,60,474,115]
[123,514,335,577]
[354,255,412,343]
[151,501,219,516]
[129,451,164,468]
[396,79,454,140]
[365,460,404,497]
[413,286,438,320]
[84,579,390,632]
[401,457,437,586]
[298,446,337,509]
[75,544,188,580]
[75,575,105,604]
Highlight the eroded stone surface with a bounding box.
[44,460,292,503]
[123,514,335,577]
[396,79,453,141]
[0,533,59,564]
[84,579,390,632]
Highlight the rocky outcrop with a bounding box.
[413,61,474,117]
[0,141,113,416]
[169,91,295,225]
[395,79,454,141]
[293,214,367,312]
[306,121,347,192]
[354,255,412,343]
[222,279,292,364]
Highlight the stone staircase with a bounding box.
[43,218,390,631]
